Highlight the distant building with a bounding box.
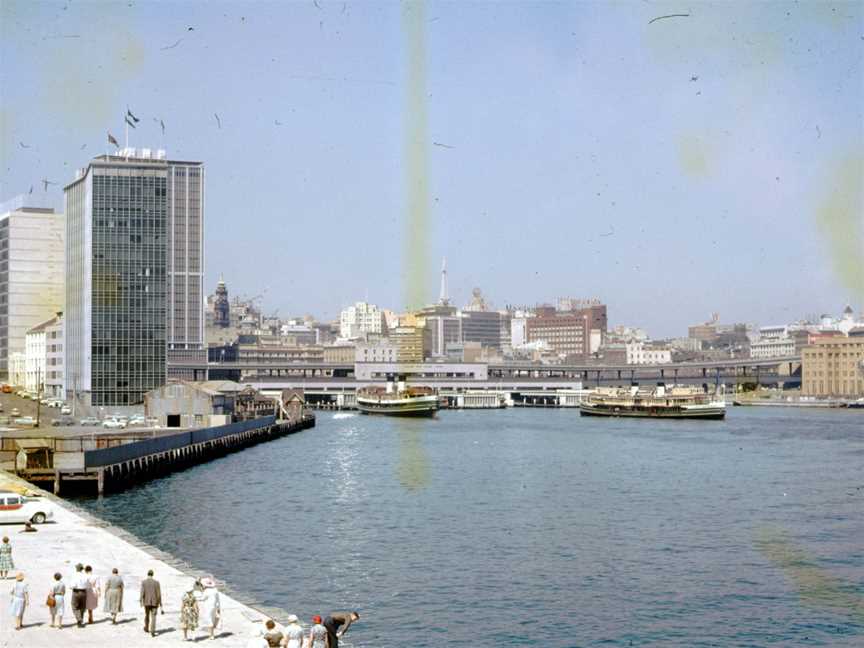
[8,352,25,387]
[461,310,502,350]
[0,197,65,379]
[625,340,672,365]
[802,336,864,398]
[280,323,317,346]
[323,344,355,364]
[750,326,796,359]
[213,276,230,328]
[392,325,425,364]
[45,314,64,399]
[355,340,398,363]
[525,303,606,361]
[339,301,387,339]
[24,317,51,394]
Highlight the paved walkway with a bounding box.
[0,472,267,647]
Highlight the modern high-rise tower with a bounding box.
[64,148,205,406]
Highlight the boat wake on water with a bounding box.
[333,412,357,420]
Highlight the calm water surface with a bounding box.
[77,408,864,647]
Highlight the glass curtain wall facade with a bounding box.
[166,162,206,379]
[66,158,168,406]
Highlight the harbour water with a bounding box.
[77,408,864,646]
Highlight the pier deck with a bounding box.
[2,413,315,495]
[0,471,274,648]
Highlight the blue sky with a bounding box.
[1,1,862,336]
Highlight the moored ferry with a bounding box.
[356,381,439,417]
[579,385,726,420]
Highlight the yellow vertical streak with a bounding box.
[402,0,429,311]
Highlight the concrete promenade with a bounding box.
[0,471,267,647]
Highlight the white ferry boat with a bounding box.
[579,385,726,420]
[356,380,439,417]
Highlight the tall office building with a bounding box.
[0,196,65,379]
[64,149,204,406]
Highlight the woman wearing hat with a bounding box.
[180,581,199,641]
[196,576,221,640]
[283,614,304,648]
[9,572,29,629]
[307,615,328,647]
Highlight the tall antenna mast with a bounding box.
[439,257,449,306]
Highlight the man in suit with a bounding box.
[139,569,162,636]
[71,563,89,627]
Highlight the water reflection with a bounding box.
[396,418,430,491]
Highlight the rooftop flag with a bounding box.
[108,132,119,147]
[125,115,137,129]
[126,108,140,123]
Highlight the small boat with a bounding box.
[579,385,726,420]
[356,379,439,417]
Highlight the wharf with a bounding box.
[2,413,315,495]
[0,470,274,648]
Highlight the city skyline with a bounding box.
[1,1,862,337]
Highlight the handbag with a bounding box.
[46,592,56,607]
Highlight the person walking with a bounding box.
[48,572,66,628]
[71,563,89,627]
[307,615,328,648]
[283,614,304,648]
[140,569,163,637]
[196,576,221,640]
[103,568,124,623]
[180,583,199,641]
[85,564,100,623]
[323,611,360,648]
[9,572,29,630]
[0,536,13,579]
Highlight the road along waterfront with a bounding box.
[0,470,272,648]
[76,407,864,647]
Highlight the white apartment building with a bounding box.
[24,316,57,393]
[0,196,65,379]
[8,352,25,387]
[355,340,398,363]
[45,315,64,399]
[750,336,796,359]
[625,340,672,365]
[339,302,387,339]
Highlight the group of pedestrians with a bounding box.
[248,611,360,648]
[3,531,361,646]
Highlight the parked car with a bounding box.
[128,415,146,426]
[0,492,54,525]
[13,416,36,426]
[10,408,20,417]
[102,418,127,430]
[0,384,12,393]
[60,406,72,415]
[79,417,100,426]
[51,416,75,427]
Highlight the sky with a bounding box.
[1,0,862,337]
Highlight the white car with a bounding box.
[102,418,127,430]
[60,406,72,415]
[13,416,36,426]
[128,415,146,426]
[0,493,54,525]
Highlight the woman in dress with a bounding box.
[84,564,100,623]
[0,536,14,579]
[180,583,199,641]
[307,615,328,648]
[196,576,221,640]
[103,568,124,623]
[9,572,28,630]
[49,572,66,628]
[283,614,304,648]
